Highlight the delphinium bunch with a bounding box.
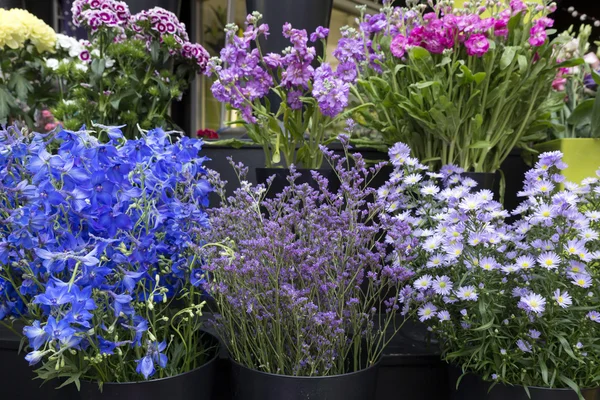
[52,1,209,138]
[200,135,413,376]
[344,0,570,172]
[0,8,58,126]
[207,13,366,169]
[0,124,214,387]
[402,150,600,396]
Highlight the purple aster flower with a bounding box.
[418,303,437,322]
[529,329,541,340]
[587,311,600,323]
[437,310,451,322]
[572,274,593,288]
[520,293,546,314]
[432,276,453,295]
[455,286,478,301]
[516,339,533,353]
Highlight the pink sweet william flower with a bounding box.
[529,24,547,47]
[390,34,408,58]
[465,34,489,57]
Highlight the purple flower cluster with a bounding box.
[72,0,130,31]
[131,7,189,42]
[71,1,209,73]
[208,13,351,123]
[393,145,600,388]
[348,0,555,64]
[202,136,412,376]
[0,125,211,382]
[131,8,209,71]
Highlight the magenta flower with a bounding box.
[390,34,408,58]
[529,24,547,47]
[510,0,527,14]
[465,34,490,57]
[494,18,509,37]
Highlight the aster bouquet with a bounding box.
[51,0,210,139]
[200,135,413,376]
[0,125,215,387]
[547,25,600,140]
[207,13,368,169]
[345,0,572,172]
[0,8,58,126]
[401,150,600,396]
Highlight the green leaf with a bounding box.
[409,46,431,61]
[90,59,106,78]
[0,87,16,120]
[436,57,452,68]
[591,90,600,138]
[413,81,436,89]
[557,336,577,360]
[472,319,494,331]
[500,46,517,70]
[539,358,549,385]
[592,70,600,86]
[150,40,161,64]
[507,13,523,32]
[517,55,527,74]
[8,74,33,100]
[567,98,594,126]
[202,138,249,149]
[473,72,486,85]
[57,373,81,390]
[468,141,492,149]
[558,375,582,397]
[556,58,584,68]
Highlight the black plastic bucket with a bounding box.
[78,333,219,400]
[450,367,600,400]
[230,359,380,400]
[461,172,496,192]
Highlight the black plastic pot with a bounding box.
[126,0,180,14]
[245,0,333,58]
[78,333,219,400]
[450,367,600,400]
[231,359,380,400]
[0,0,24,8]
[255,167,340,196]
[462,172,496,192]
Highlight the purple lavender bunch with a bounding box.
[201,135,413,376]
[206,12,361,169]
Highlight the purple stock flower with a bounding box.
[312,63,349,117]
[310,26,329,42]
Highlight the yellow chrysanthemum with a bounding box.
[0,8,56,53]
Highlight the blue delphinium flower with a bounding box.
[0,124,212,383]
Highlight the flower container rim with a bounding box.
[455,367,600,393]
[230,356,381,380]
[81,332,220,387]
[496,382,600,393]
